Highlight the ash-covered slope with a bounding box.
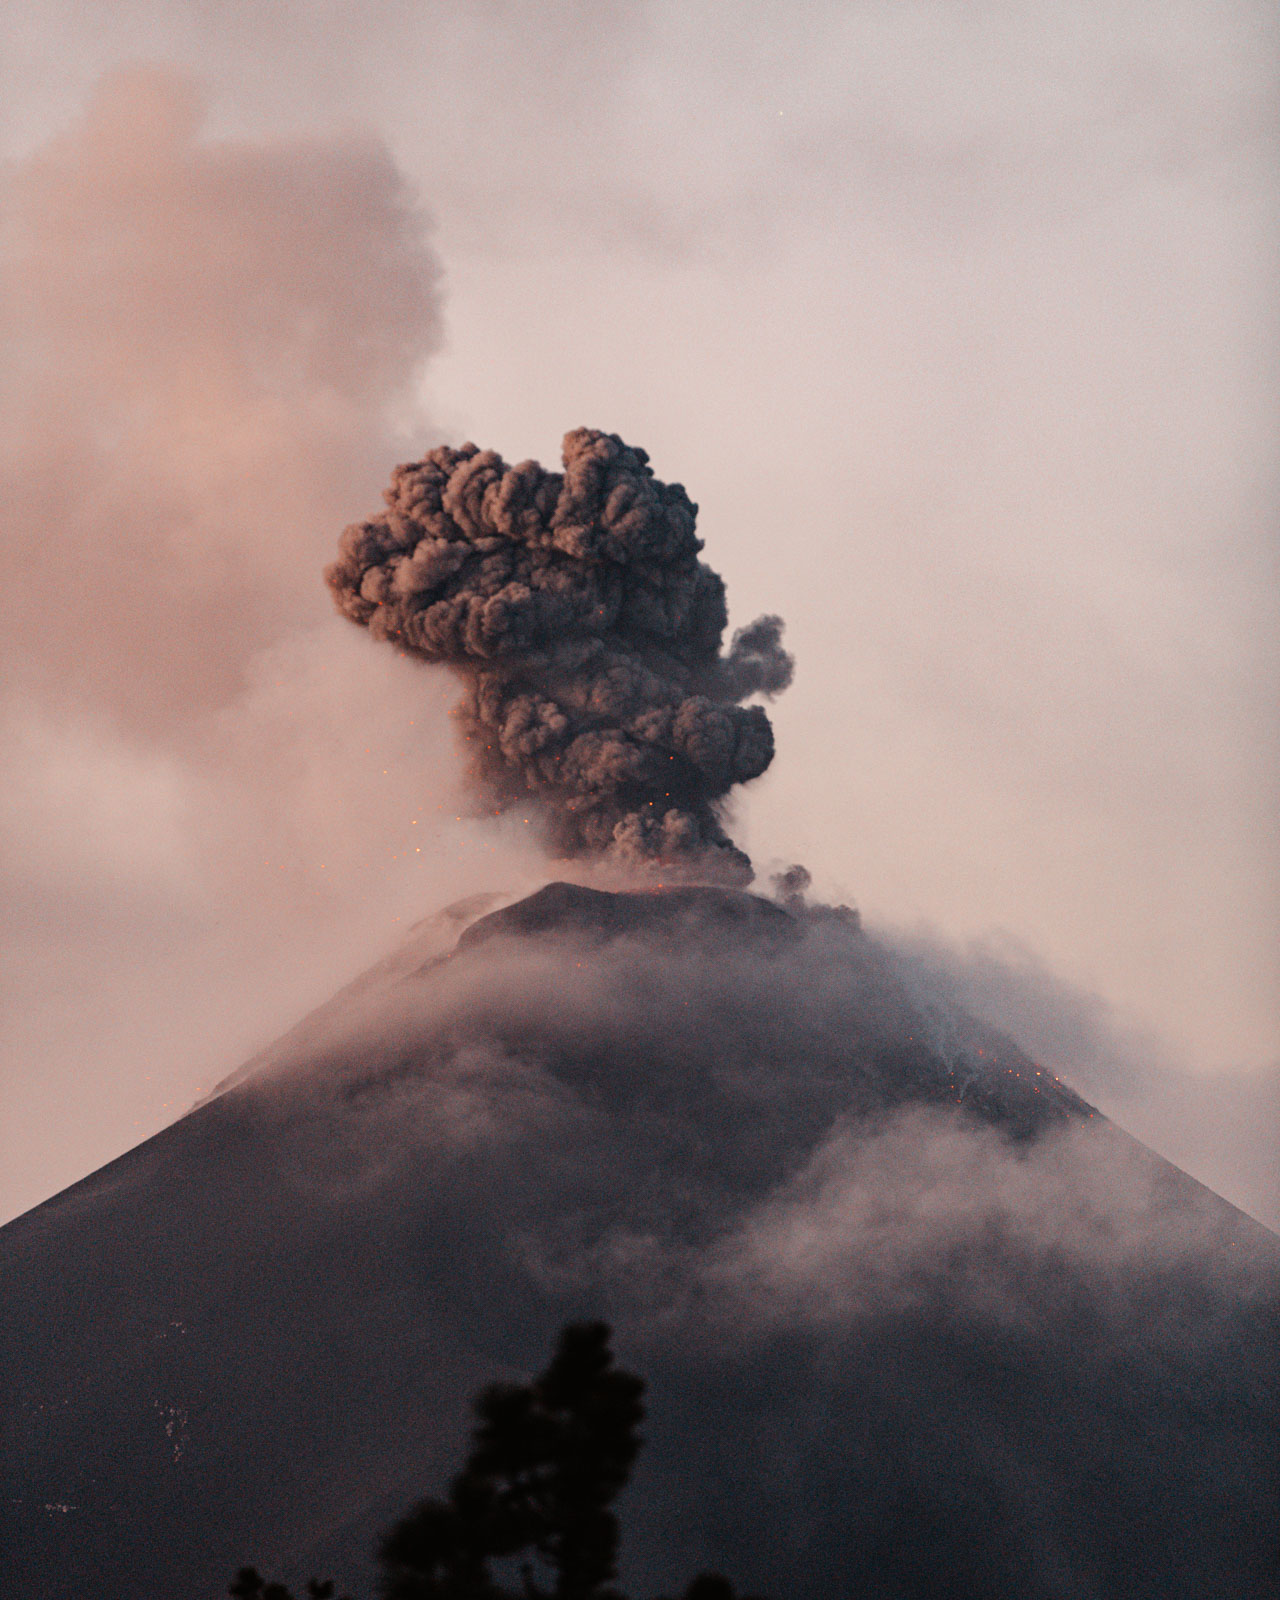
[3,883,1276,1600]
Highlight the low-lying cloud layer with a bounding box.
[261,886,1280,1595]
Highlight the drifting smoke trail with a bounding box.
[325,430,793,881]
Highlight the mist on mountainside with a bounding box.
[4,881,1275,1600]
[886,924,1280,1230]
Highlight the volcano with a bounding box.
[3,882,1276,1600]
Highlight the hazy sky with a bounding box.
[2,0,1276,1225]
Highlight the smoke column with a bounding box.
[325,430,793,881]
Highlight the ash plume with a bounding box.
[324,430,793,882]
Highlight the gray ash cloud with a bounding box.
[324,429,792,881]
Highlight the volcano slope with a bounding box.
[3,882,1276,1600]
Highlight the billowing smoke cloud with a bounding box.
[1,64,443,733]
[324,433,794,881]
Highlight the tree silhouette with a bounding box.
[230,1322,764,1600]
[382,1320,643,1599]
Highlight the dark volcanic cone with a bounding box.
[3,884,1277,1600]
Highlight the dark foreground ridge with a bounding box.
[3,883,1277,1600]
